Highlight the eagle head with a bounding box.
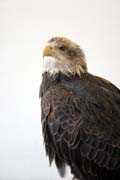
[42,37,87,76]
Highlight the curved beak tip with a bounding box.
[43,45,53,58]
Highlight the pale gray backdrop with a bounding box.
[0,0,120,179]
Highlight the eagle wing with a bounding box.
[41,75,120,177]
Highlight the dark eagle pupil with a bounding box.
[59,46,67,51]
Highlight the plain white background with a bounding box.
[0,0,120,179]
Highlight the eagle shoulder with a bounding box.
[40,72,120,177]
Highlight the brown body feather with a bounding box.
[40,72,120,180]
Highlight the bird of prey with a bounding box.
[39,37,120,180]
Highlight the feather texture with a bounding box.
[40,72,120,180]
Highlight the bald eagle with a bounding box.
[39,37,120,180]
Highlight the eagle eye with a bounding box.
[59,46,67,51]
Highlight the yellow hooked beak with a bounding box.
[43,45,54,57]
